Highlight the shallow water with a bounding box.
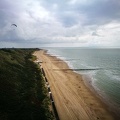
[44,47,120,113]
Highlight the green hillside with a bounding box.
[0,48,53,120]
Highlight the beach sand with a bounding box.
[34,50,116,120]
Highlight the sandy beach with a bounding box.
[34,50,116,120]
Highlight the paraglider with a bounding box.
[11,24,17,27]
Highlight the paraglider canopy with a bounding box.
[11,24,17,27]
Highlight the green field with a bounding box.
[0,48,54,120]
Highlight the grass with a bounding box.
[0,48,54,120]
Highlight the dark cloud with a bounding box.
[40,0,78,27]
[92,32,100,36]
[0,30,20,42]
[40,0,120,27]
[0,0,20,29]
[0,11,7,27]
[75,0,120,25]
[56,12,79,27]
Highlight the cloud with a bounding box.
[92,32,101,37]
[0,0,120,47]
[75,0,120,25]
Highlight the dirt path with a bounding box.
[34,50,115,120]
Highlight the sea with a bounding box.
[43,47,120,113]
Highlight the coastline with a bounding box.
[34,50,117,120]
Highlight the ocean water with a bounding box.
[45,47,120,113]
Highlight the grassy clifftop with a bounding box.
[0,48,53,120]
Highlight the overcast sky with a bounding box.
[0,0,120,48]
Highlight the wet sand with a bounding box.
[34,50,116,120]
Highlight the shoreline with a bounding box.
[47,49,120,117]
[34,50,117,120]
[46,50,119,118]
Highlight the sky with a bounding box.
[0,0,120,48]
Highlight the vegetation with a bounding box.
[0,48,54,120]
